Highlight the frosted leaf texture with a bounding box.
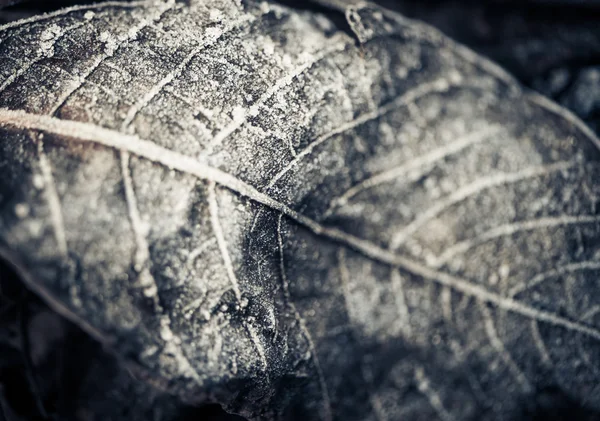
[0,1,599,420]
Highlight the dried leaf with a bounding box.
[312,0,600,139]
[0,1,599,420]
[0,263,240,421]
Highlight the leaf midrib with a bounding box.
[1,107,600,343]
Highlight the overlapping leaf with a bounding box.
[0,1,599,420]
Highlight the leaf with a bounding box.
[0,262,242,421]
[0,1,599,420]
[319,0,600,135]
[308,0,600,157]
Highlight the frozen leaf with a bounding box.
[0,1,599,420]
[0,261,241,421]
[316,0,600,136]
[352,0,600,133]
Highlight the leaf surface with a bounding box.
[0,1,599,420]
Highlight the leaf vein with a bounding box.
[338,248,386,421]
[390,269,413,337]
[208,181,268,370]
[277,215,333,421]
[120,13,255,130]
[414,366,455,421]
[120,150,204,384]
[530,321,552,368]
[324,125,503,218]
[479,303,532,393]
[3,109,600,344]
[266,77,467,190]
[509,260,600,298]
[35,134,68,256]
[206,37,350,155]
[48,1,177,117]
[433,215,600,268]
[389,161,579,250]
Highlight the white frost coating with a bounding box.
[35,134,68,257]
[2,109,600,345]
[388,161,580,250]
[3,2,600,417]
[324,125,503,218]
[277,214,333,421]
[209,9,224,22]
[508,261,600,298]
[40,24,62,42]
[338,248,388,421]
[205,35,350,155]
[0,0,148,32]
[266,77,465,190]
[0,22,84,95]
[120,12,256,130]
[432,215,600,268]
[208,181,268,371]
[46,0,176,117]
